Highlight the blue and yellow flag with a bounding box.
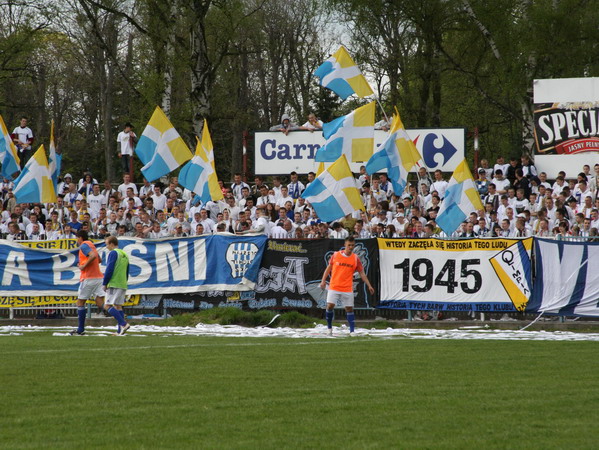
[314,46,374,100]
[0,114,20,180]
[179,120,223,203]
[135,106,192,182]
[302,154,363,222]
[13,145,56,204]
[48,119,61,190]
[365,109,421,196]
[315,102,375,163]
[436,159,484,236]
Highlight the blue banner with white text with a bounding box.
[0,234,267,296]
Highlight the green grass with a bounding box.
[2,335,599,448]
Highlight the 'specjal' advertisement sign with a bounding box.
[534,102,599,154]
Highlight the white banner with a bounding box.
[377,238,533,313]
[529,238,599,317]
[254,128,466,175]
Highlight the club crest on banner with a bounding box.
[226,242,260,279]
[489,239,533,312]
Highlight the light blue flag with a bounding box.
[314,102,375,163]
[365,111,421,196]
[436,159,484,236]
[0,114,20,180]
[48,119,61,190]
[135,106,192,182]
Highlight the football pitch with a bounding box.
[2,332,599,449]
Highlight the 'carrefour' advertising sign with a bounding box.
[254,129,466,175]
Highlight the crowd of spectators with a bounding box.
[0,156,598,242]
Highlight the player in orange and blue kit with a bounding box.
[319,236,374,336]
[70,230,105,335]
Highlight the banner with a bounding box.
[252,238,379,309]
[18,239,80,250]
[528,238,599,317]
[254,129,465,175]
[532,78,599,178]
[0,295,141,308]
[0,234,267,296]
[377,238,533,312]
[534,102,599,154]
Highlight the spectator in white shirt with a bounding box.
[151,184,167,211]
[287,171,305,201]
[491,170,511,195]
[116,122,136,175]
[431,170,449,199]
[276,186,294,208]
[299,113,323,131]
[12,116,34,169]
[117,173,138,197]
[329,222,349,239]
[231,173,250,201]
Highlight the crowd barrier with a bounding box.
[0,235,597,319]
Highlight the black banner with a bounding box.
[135,238,380,311]
[253,238,379,309]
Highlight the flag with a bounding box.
[179,120,223,203]
[301,154,363,222]
[13,145,56,204]
[135,106,192,182]
[436,159,484,236]
[314,102,375,163]
[365,109,421,196]
[0,114,20,180]
[48,119,61,190]
[315,162,325,176]
[314,45,374,100]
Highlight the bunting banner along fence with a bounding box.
[0,234,267,297]
[3,236,599,318]
[377,238,534,313]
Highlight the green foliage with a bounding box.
[1,0,598,178]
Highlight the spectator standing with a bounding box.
[117,122,137,176]
[12,116,34,169]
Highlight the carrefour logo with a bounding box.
[413,133,458,169]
